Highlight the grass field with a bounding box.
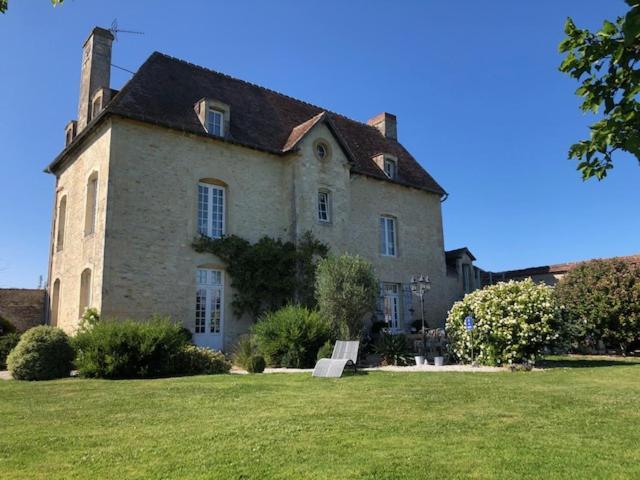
[1,356,639,479]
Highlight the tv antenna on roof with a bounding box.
[109,18,144,41]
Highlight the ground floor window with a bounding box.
[383,282,401,332]
[195,269,224,349]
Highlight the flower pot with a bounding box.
[433,356,444,367]
[414,355,425,366]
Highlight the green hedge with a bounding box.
[7,326,74,380]
[73,318,190,379]
[173,345,231,375]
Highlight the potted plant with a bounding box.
[414,344,425,366]
[433,345,445,366]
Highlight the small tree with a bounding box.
[315,254,377,340]
[554,258,640,354]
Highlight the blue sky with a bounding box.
[0,0,638,288]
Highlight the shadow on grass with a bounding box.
[539,356,640,369]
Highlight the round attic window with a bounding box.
[315,141,330,160]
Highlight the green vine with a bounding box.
[193,231,328,319]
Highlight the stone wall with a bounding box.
[48,121,112,333]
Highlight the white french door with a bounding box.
[194,268,224,350]
[383,283,401,333]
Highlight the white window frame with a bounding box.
[197,183,226,238]
[317,190,331,223]
[384,158,397,179]
[195,269,224,338]
[383,283,401,333]
[207,108,224,136]
[380,216,397,257]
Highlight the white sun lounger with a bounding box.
[312,340,359,378]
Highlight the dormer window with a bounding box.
[207,108,224,136]
[195,98,230,138]
[384,158,397,179]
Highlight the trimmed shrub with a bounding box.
[446,279,560,366]
[375,333,411,366]
[316,254,378,340]
[7,326,74,380]
[73,318,189,379]
[232,334,256,369]
[247,354,266,373]
[0,333,21,370]
[316,340,334,361]
[554,259,640,354]
[252,305,331,368]
[173,345,231,375]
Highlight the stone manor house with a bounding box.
[46,27,479,350]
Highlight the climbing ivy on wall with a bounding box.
[193,231,328,320]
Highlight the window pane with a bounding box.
[198,185,209,235]
[208,110,223,136]
[387,218,395,255]
[210,289,221,333]
[195,288,206,333]
[318,191,329,222]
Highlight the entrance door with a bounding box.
[194,268,224,350]
[383,283,401,333]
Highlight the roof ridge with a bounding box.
[151,51,385,134]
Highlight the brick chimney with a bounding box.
[367,112,397,140]
[77,27,114,131]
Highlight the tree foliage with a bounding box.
[0,0,63,14]
[559,1,640,180]
[193,232,328,319]
[315,254,378,340]
[554,258,640,354]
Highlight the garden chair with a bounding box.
[312,340,359,378]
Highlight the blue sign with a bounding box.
[464,315,474,331]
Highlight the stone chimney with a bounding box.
[367,112,397,140]
[77,27,114,131]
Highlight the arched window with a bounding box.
[51,279,61,327]
[84,172,98,236]
[197,179,226,238]
[79,268,92,317]
[56,195,67,252]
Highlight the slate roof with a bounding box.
[0,289,46,333]
[482,254,640,283]
[445,247,477,262]
[50,52,445,196]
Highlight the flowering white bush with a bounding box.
[446,279,560,366]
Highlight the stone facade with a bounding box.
[48,115,471,349]
[48,121,111,332]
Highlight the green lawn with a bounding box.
[1,357,639,479]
